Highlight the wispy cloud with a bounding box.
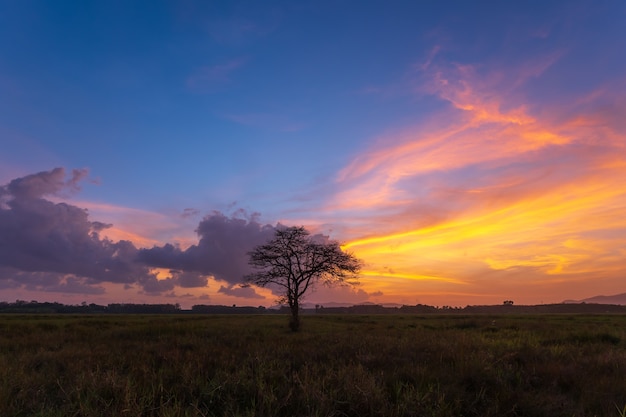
[319,48,626,303]
[65,200,199,250]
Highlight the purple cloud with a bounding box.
[0,267,106,295]
[0,169,279,297]
[138,211,276,284]
[170,270,208,288]
[138,275,177,294]
[0,170,144,283]
[2,167,87,201]
[218,284,264,299]
[0,168,159,292]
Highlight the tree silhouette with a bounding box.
[245,226,361,331]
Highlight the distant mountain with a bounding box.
[563,292,626,305]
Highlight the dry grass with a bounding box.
[0,314,625,416]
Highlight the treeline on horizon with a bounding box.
[1,300,626,314]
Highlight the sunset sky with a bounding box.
[1,0,625,308]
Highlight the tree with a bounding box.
[245,226,361,331]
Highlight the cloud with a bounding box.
[0,168,284,299]
[169,270,208,288]
[317,44,626,303]
[70,200,196,249]
[0,168,167,294]
[332,58,575,215]
[218,284,264,299]
[0,170,142,282]
[0,268,106,294]
[306,284,372,305]
[137,211,276,284]
[0,170,274,297]
[138,275,177,294]
[2,167,88,202]
[137,216,355,301]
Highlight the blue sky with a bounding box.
[1,0,625,307]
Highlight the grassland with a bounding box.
[0,314,625,416]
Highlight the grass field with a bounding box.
[1,314,625,416]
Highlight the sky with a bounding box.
[1,0,625,308]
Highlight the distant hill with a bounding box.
[563,292,626,305]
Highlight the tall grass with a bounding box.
[0,314,624,416]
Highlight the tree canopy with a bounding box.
[245,226,361,331]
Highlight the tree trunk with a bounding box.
[289,299,300,332]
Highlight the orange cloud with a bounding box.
[68,200,198,249]
[323,55,626,305]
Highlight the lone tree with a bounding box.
[245,226,361,331]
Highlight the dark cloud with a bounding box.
[37,276,107,295]
[138,275,176,294]
[218,284,264,299]
[1,168,278,297]
[91,221,112,232]
[169,270,208,288]
[0,168,154,292]
[138,212,276,284]
[0,267,24,289]
[0,192,144,283]
[0,267,106,294]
